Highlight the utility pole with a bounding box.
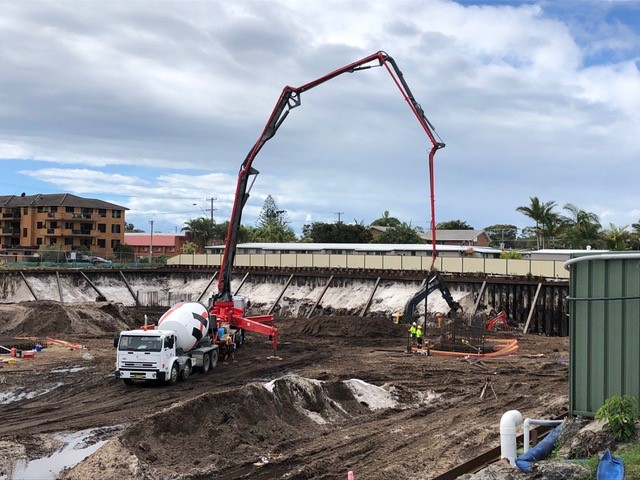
[206,197,217,223]
[148,220,154,264]
[335,212,344,242]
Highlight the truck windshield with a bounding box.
[119,335,162,352]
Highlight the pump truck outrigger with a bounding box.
[115,50,455,385]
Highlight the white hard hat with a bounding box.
[417,325,422,329]
[412,322,417,326]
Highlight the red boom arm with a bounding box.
[212,51,445,352]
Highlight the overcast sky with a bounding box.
[1,0,639,235]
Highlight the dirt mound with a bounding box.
[286,315,406,338]
[64,375,426,479]
[0,301,142,337]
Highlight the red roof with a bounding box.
[124,233,185,247]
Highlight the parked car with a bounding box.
[66,252,112,267]
[88,256,113,267]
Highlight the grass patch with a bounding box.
[617,441,640,479]
[579,441,640,479]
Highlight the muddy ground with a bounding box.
[0,301,569,479]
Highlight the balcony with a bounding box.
[71,229,93,235]
[2,213,20,219]
[60,213,95,221]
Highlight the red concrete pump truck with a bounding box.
[210,50,455,352]
[115,51,453,385]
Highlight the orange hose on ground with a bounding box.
[45,337,82,349]
[414,338,519,358]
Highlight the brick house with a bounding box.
[124,232,188,260]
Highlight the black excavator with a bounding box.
[403,274,462,324]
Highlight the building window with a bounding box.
[23,207,28,215]
[50,221,58,229]
[112,210,122,218]
[98,224,106,233]
[141,246,148,252]
[66,206,74,213]
[111,224,121,234]
[49,238,57,245]
[98,209,107,217]
[36,222,43,229]
[37,237,42,245]
[22,228,27,237]
[37,206,45,213]
[80,238,92,248]
[50,206,58,213]
[154,246,161,252]
[97,239,106,248]
[168,247,175,252]
[111,239,120,249]
[65,238,73,246]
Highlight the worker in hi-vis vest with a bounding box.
[409,322,417,343]
[416,324,423,348]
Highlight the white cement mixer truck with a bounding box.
[114,302,242,385]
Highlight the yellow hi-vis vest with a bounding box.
[409,325,417,337]
[416,328,423,339]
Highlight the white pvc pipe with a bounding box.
[523,418,563,453]
[500,410,523,465]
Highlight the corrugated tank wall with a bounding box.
[568,253,640,417]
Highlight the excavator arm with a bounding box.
[211,51,446,351]
[403,274,462,322]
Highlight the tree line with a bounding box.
[512,196,640,250]
[179,194,640,253]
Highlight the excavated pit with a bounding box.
[0,301,570,480]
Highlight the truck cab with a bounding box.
[115,328,185,385]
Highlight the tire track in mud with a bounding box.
[1,335,327,436]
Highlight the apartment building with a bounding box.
[0,193,127,257]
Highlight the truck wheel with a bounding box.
[181,362,191,381]
[167,363,179,385]
[210,350,218,369]
[123,378,134,386]
[202,353,211,373]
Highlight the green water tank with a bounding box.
[566,253,640,417]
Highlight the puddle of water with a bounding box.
[11,427,114,480]
[50,365,91,373]
[0,383,63,405]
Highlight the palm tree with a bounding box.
[516,197,558,249]
[630,219,640,249]
[371,210,401,228]
[562,204,601,249]
[251,218,296,242]
[182,217,215,249]
[541,212,564,249]
[602,223,631,251]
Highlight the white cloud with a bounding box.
[1,0,639,234]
